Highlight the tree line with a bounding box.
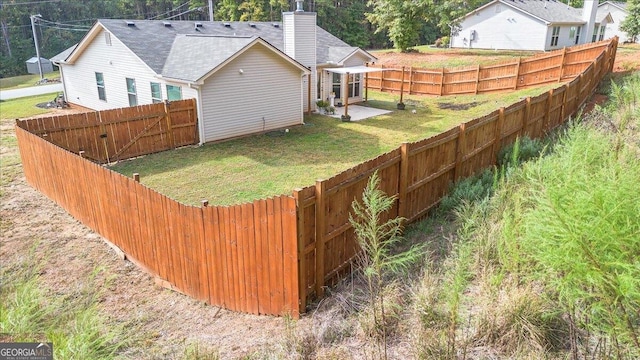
[1,0,634,78]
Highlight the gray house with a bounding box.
[26,57,54,74]
[51,1,376,144]
[451,0,613,51]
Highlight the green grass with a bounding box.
[0,93,57,119]
[0,71,60,90]
[112,86,552,206]
[0,93,57,191]
[0,263,132,359]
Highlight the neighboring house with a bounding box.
[51,0,376,144]
[451,0,613,51]
[599,1,633,43]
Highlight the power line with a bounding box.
[2,0,61,5]
[38,24,90,32]
[147,1,191,20]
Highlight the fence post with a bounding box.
[543,88,554,133]
[133,173,140,182]
[365,63,369,102]
[454,124,466,181]
[164,100,175,149]
[440,68,445,96]
[379,64,384,91]
[314,179,326,298]
[522,97,531,137]
[493,107,505,160]
[201,200,208,207]
[399,66,405,105]
[292,188,307,314]
[513,58,521,90]
[560,84,569,123]
[475,64,481,94]
[408,67,414,95]
[398,143,410,219]
[558,47,568,82]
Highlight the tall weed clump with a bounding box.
[349,171,423,359]
[499,123,640,357]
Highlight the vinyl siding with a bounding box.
[601,5,630,42]
[60,28,167,110]
[200,43,303,143]
[451,3,549,50]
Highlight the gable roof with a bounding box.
[162,35,309,83]
[598,1,628,12]
[465,0,611,25]
[58,19,373,76]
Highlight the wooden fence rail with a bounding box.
[16,126,299,317]
[15,37,617,317]
[365,39,615,96]
[17,99,198,164]
[296,37,618,308]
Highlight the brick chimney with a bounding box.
[283,0,317,112]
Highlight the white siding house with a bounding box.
[52,1,375,144]
[599,1,633,43]
[451,0,613,51]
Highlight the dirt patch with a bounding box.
[438,101,486,111]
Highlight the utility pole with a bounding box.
[208,0,214,21]
[30,14,43,80]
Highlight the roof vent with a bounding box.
[272,23,280,28]
[249,23,256,28]
[126,21,135,27]
[223,22,231,27]
[163,21,172,27]
[195,22,203,28]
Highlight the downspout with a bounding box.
[188,82,206,146]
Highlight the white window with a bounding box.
[331,72,341,99]
[592,25,599,42]
[166,84,182,101]
[95,72,106,101]
[126,78,137,106]
[550,26,560,47]
[598,25,606,41]
[348,74,361,98]
[150,82,162,103]
[574,26,581,45]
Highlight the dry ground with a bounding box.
[1,44,638,359]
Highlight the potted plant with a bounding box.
[316,100,329,114]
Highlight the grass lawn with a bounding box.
[0,93,57,190]
[0,71,60,90]
[111,86,553,206]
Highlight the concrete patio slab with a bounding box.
[328,104,392,121]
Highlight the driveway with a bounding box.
[0,83,63,100]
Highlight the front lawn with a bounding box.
[111,86,552,206]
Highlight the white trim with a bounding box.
[324,65,391,74]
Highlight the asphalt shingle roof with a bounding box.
[502,0,585,24]
[162,35,256,81]
[96,19,354,76]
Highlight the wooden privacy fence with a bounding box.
[295,37,617,308]
[18,99,198,164]
[366,39,616,96]
[15,125,300,316]
[15,37,616,317]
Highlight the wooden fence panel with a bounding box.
[524,92,549,138]
[293,186,317,310]
[411,69,442,95]
[442,67,478,95]
[403,127,459,222]
[365,39,614,96]
[477,62,519,93]
[500,101,527,147]
[548,86,566,131]
[17,99,198,164]
[458,111,500,178]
